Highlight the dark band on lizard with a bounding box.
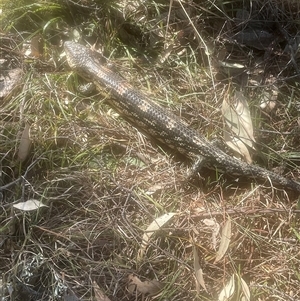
[64,41,300,193]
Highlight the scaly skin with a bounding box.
[64,41,300,193]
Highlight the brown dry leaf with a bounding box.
[215,218,231,263]
[222,91,255,164]
[127,274,163,296]
[137,212,177,260]
[30,35,43,58]
[18,123,32,162]
[93,281,111,301]
[193,246,207,293]
[218,274,235,301]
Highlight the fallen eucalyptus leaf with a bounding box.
[193,246,207,293]
[240,276,251,301]
[222,91,255,164]
[13,199,47,211]
[218,274,235,301]
[215,218,231,263]
[18,123,32,162]
[138,212,176,259]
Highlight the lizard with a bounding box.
[64,41,300,193]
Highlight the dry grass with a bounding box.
[1,0,300,300]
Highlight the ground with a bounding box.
[1,0,300,300]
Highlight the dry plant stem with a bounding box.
[190,207,300,219]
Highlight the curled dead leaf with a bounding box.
[127,274,163,296]
[203,218,220,250]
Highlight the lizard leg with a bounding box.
[187,156,207,180]
[186,139,223,180]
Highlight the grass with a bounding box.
[1,0,300,300]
